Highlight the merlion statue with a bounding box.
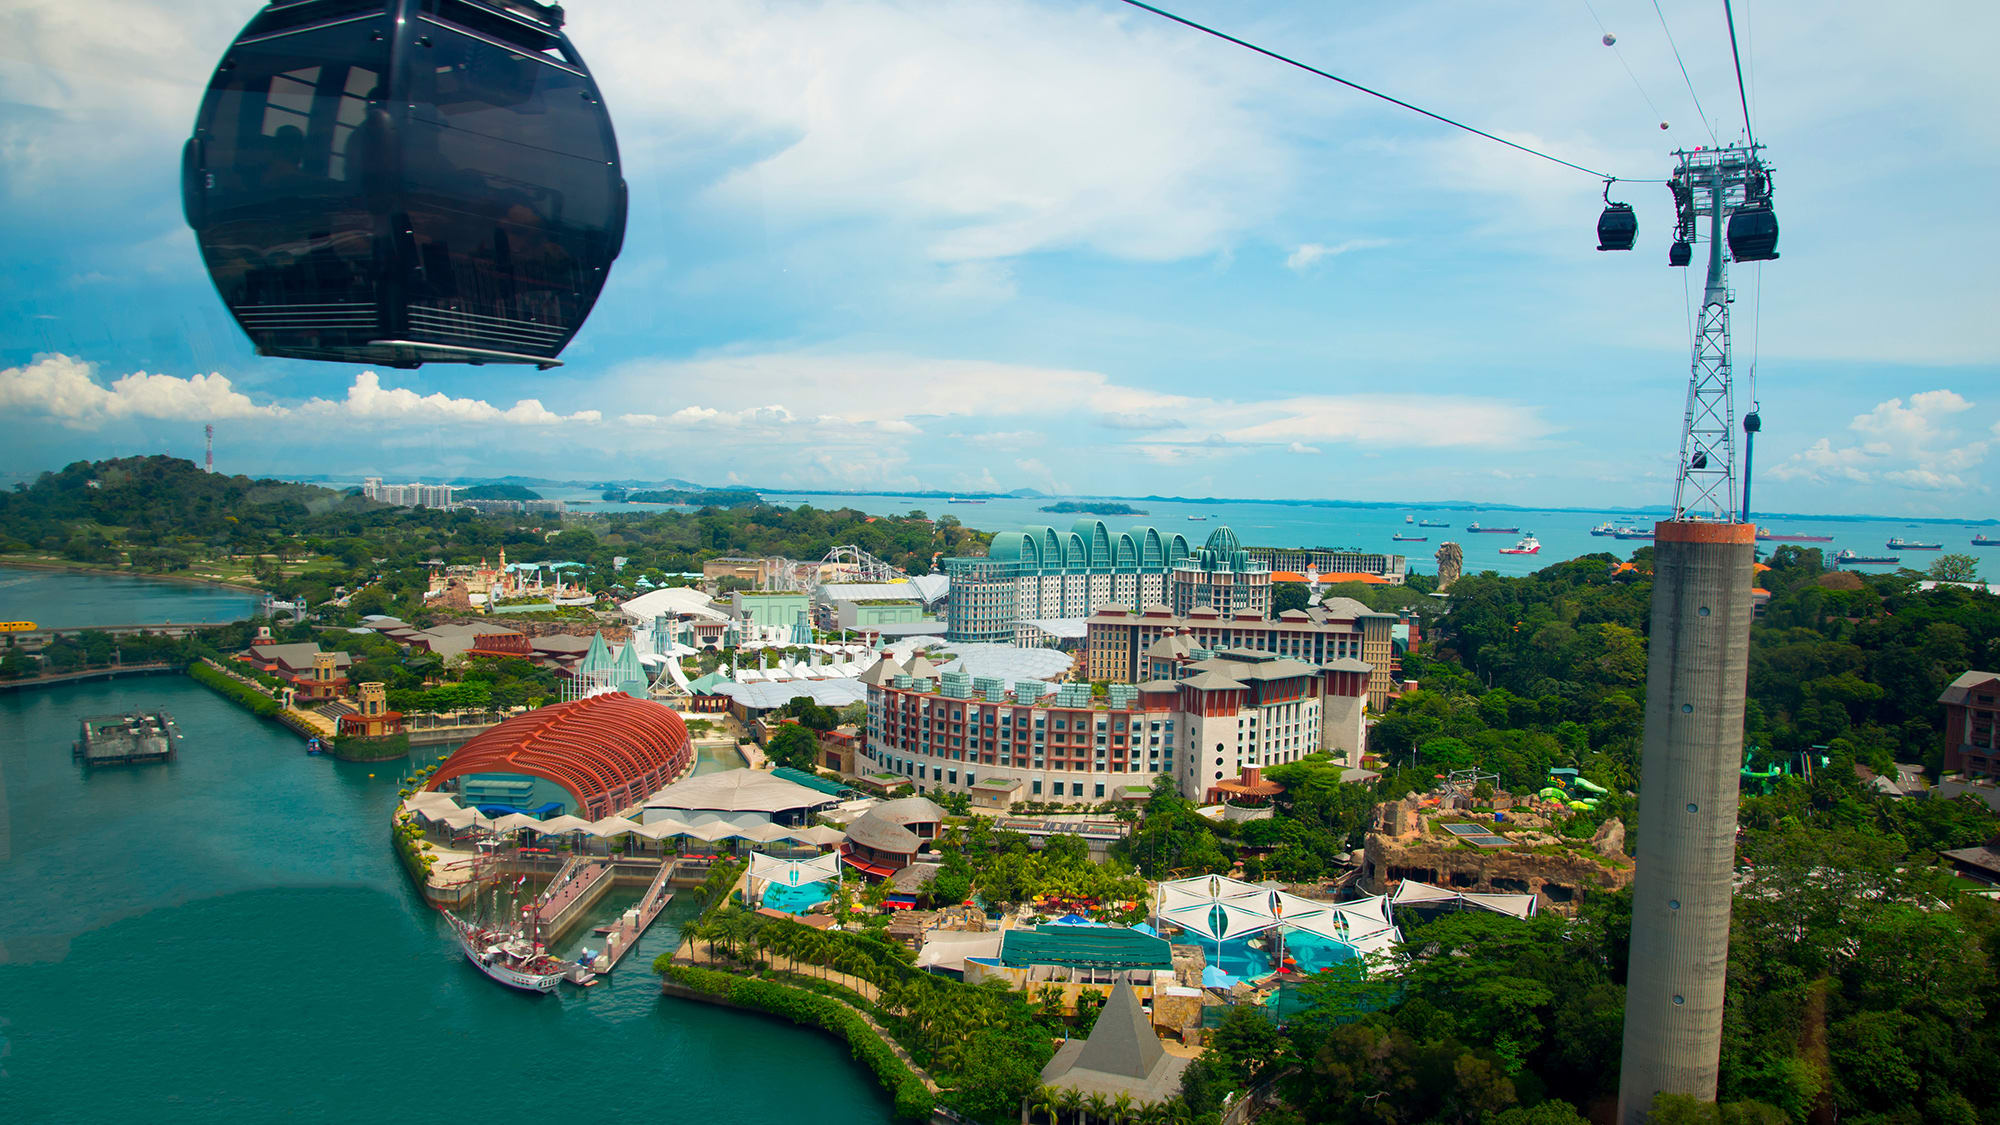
[1436,541,1464,592]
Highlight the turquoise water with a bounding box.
[761,880,832,914]
[0,566,261,629]
[0,678,892,1123]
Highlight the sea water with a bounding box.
[0,678,893,1123]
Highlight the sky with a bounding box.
[1,0,1996,514]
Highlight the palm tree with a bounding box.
[1030,1085,1063,1125]
[1110,1092,1134,1125]
[1084,1093,1113,1125]
[1056,1087,1084,1125]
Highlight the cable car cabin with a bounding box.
[1596,203,1637,252]
[1726,202,1779,263]
[1668,240,1691,268]
[182,0,626,368]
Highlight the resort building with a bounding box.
[1036,981,1190,1107]
[1166,526,1271,618]
[840,797,944,878]
[943,521,1209,643]
[361,477,459,509]
[1245,545,1408,585]
[1941,670,2000,776]
[640,768,841,830]
[425,693,694,820]
[241,640,351,702]
[1086,598,1400,711]
[336,682,403,738]
[857,648,1369,804]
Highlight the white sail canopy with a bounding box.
[749,850,843,889]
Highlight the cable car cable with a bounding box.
[1648,0,1717,143]
[1580,0,1673,132]
[1108,0,1642,181]
[1723,0,1755,147]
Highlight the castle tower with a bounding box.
[358,682,386,717]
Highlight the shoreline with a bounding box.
[0,556,270,595]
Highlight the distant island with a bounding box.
[610,487,764,507]
[1040,501,1148,516]
[458,483,542,501]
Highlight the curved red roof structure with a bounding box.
[426,694,692,820]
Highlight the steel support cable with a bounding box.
[1649,0,1718,142]
[1580,0,1672,131]
[1108,0,1653,181]
[1723,0,1756,147]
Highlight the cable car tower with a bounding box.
[1664,143,1776,521]
[1615,139,1779,1125]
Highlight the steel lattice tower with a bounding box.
[1668,145,1764,519]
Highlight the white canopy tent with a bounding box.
[531,814,597,836]
[1155,875,1406,974]
[748,850,843,890]
[1390,879,1538,919]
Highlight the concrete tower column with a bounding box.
[1617,520,1755,1124]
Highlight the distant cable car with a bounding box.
[1597,202,1637,252]
[1727,201,1779,262]
[182,0,627,369]
[1668,240,1691,267]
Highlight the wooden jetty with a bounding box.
[74,710,180,766]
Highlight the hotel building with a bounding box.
[944,523,1268,643]
[1086,598,1401,711]
[857,648,1369,804]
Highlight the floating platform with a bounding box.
[74,710,179,767]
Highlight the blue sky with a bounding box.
[2,0,1995,514]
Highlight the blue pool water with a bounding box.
[762,880,832,914]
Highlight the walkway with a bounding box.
[0,662,175,692]
[534,859,615,940]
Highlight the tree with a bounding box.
[1272,581,1311,616]
[764,722,821,771]
[1928,553,1981,583]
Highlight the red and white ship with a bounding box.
[441,909,573,994]
[1498,534,1541,555]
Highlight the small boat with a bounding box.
[1466,522,1520,533]
[1756,527,1833,542]
[1405,515,1415,524]
[1391,534,1428,542]
[1499,534,1541,555]
[1885,538,1941,550]
[1590,522,1616,536]
[305,738,329,756]
[1835,549,1900,566]
[1975,535,1998,547]
[1613,527,1657,540]
[1186,515,1207,521]
[1417,519,1450,528]
[947,498,987,504]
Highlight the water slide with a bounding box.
[663,655,693,692]
[1571,776,1610,795]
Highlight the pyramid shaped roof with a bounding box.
[1072,981,1166,1079]
[580,631,614,675]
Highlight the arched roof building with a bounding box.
[425,694,693,821]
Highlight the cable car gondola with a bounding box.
[1596,182,1636,251]
[1727,201,1779,262]
[182,0,627,369]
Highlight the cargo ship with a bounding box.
[1885,537,1941,550]
[1613,527,1657,540]
[1498,534,1541,555]
[1391,534,1428,542]
[1834,549,1900,566]
[1417,519,1450,528]
[1975,535,1997,547]
[1466,522,1520,533]
[1756,527,1833,542]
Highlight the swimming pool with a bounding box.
[762,880,832,914]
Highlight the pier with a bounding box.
[532,858,617,946]
[74,710,180,766]
[0,662,176,693]
[592,859,679,972]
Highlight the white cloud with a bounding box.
[1285,239,1389,272]
[0,354,280,426]
[590,0,1290,263]
[296,373,600,426]
[1288,441,1322,455]
[1770,390,1989,491]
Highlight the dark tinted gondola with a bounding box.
[1596,202,1637,252]
[182,0,626,368]
[1727,202,1779,262]
[1668,240,1691,267]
